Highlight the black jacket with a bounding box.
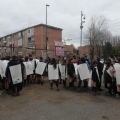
[68,64,75,76]
[92,67,99,81]
[97,62,103,76]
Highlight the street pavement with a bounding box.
[0,80,120,120]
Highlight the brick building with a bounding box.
[78,45,90,58]
[78,45,103,59]
[0,24,62,59]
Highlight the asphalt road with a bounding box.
[0,80,120,120]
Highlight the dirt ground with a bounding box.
[0,80,120,120]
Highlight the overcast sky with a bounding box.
[0,0,120,47]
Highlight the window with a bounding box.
[9,38,12,42]
[18,32,22,38]
[28,36,34,43]
[28,29,31,33]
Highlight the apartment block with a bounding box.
[0,24,63,59]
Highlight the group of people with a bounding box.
[0,54,120,99]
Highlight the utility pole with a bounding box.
[46,4,50,58]
[80,11,85,57]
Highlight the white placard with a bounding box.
[114,63,120,85]
[77,63,91,80]
[23,62,33,75]
[0,60,9,78]
[29,59,35,70]
[73,63,78,75]
[9,64,22,85]
[58,64,68,79]
[35,62,46,75]
[48,65,59,80]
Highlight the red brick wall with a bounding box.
[34,25,62,58]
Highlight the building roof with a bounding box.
[0,23,63,39]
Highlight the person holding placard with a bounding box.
[37,57,44,85]
[18,56,26,93]
[49,58,59,91]
[77,58,89,91]
[23,56,31,86]
[68,58,75,90]
[6,56,21,96]
[29,54,36,84]
[104,59,113,96]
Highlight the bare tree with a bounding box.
[85,15,110,59]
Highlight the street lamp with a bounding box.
[80,11,85,56]
[46,4,50,58]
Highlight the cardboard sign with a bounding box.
[9,64,22,85]
[77,63,91,80]
[0,60,9,78]
[23,62,33,75]
[48,65,59,80]
[35,62,46,75]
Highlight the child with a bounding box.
[104,59,113,96]
[37,57,44,85]
[49,58,59,91]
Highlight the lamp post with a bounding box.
[46,4,50,58]
[80,11,85,56]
